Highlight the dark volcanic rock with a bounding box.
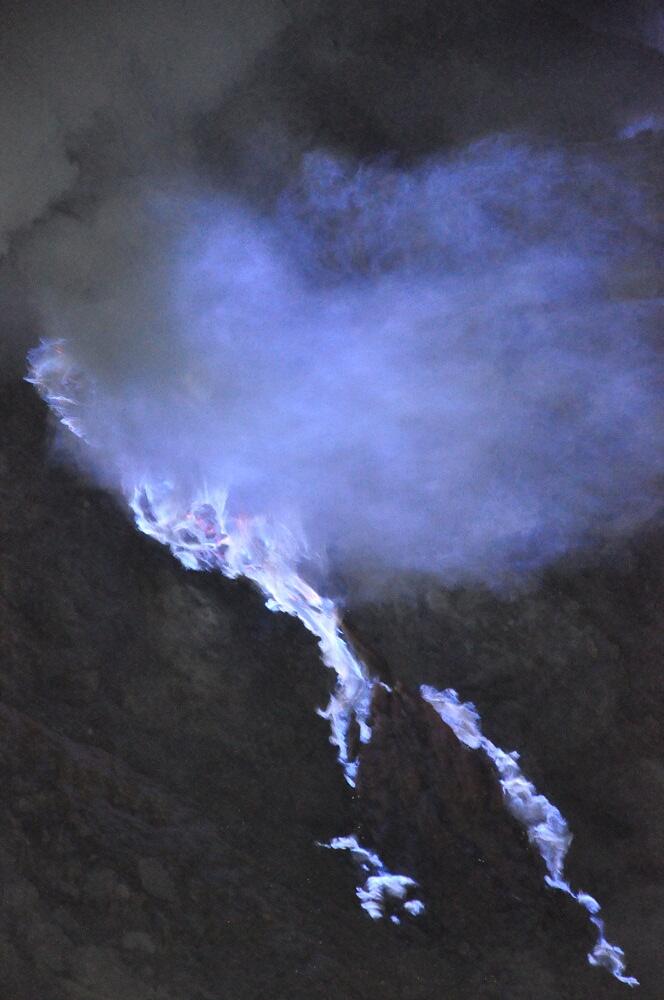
[0,377,648,998]
[357,684,594,959]
[358,685,522,877]
[2,8,663,996]
[345,537,664,995]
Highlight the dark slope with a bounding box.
[1,3,662,997]
[0,378,658,998]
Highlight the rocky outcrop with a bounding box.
[356,684,594,962]
[345,533,664,995]
[2,375,655,998]
[1,0,663,995]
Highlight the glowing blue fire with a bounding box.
[129,480,374,784]
[27,338,638,981]
[422,686,638,986]
[320,836,423,924]
[26,343,372,782]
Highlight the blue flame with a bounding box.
[26,143,648,985]
[422,686,638,986]
[23,139,662,591]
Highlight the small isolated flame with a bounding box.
[320,836,424,924]
[27,338,639,981]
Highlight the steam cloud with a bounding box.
[3,1,663,591]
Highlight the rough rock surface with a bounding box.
[1,374,661,999]
[345,530,664,995]
[2,4,663,998]
[356,684,594,957]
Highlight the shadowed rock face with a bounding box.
[1,4,662,998]
[0,378,656,1000]
[345,529,664,995]
[356,684,594,956]
[359,685,520,879]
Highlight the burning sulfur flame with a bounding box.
[129,480,373,786]
[422,687,638,986]
[26,338,420,922]
[319,836,424,924]
[26,338,638,982]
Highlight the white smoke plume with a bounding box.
[18,142,663,589]
[3,6,659,986]
[2,1,662,592]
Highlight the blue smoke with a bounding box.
[22,136,662,588]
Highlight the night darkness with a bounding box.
[0,3,663,999]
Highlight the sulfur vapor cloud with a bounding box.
[2,1,663,591]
